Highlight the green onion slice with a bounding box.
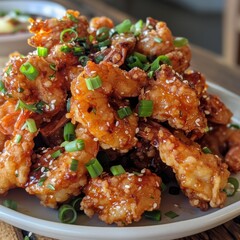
[58,204,78,224]
[66,13,78,23]
[229,123,240,129]
[37,47,48,57]
[138,100,153,117]
[96,27,110,42]
[154,37,163,43]
[133,52,148,63]
[0,80,7,94]
[38,176,47,186]
[64,122,76,141]
[47,184,55,190]
[14,134,22,143]
[150,55,171,72]
[110,165,126,176]
[20,62,39,81]
[26,118,37,133]
[164,210,179,219]
[70,197,82,212]
[15,99,45,114]
[60,28,78,43]
[85,75,102,90]
[70,159,79,172]
[73,46,85,56]
[51,149,62,159]
[131,19,144,36]
[60,45,72,53]
[144,210,161,221]
[202,146,212,154]
[224,177,239,197]
[79,56,89,66]
[2,199,17,210]
[64,139,85,152]
[173,37,189,47]
[97,39,111,48]
[115,19,132,34]
[6,64,12,76]
[85,158,103,178]
[117,107,132,119]
[126,55,144,69]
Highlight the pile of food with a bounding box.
[0,10,239,226]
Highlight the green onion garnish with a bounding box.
[202,146,212,154]
[131,19,144,36]
[110,165,126,176]
[144,210,161,221]
[138,100,153,117]
[60,28,78,43]
[66,98,71,112]
[26,118,37,133]
[51,149,62,159]
[15,99,45,113]
[14,134,22,143]
[96,27,110,42]
[0,80,7,94]
[79,56,89,66]
[2,199,17,210]
[85,75,102,90]
[73,46,85,56]
[150,55,171,72]
[133,52,148,63]
[64,122,76,142]
[60,45,72,53]
[94,55,104,64]
[38,176,47,186]
[6,64,12,76]
[64,139,85,152]
[117,107,132,119]
[154,37,163,43]
[58,204,78,224]
[85,158,103,178]
[161,182,167,192]
[164,211,179,219]
[20,62,39,81]
[115,19,132,34]
[126,55,144,69]
[47,184,55,190]
[173,37,189,47]
[229,123,240,129]
[224,177,239,197]
[37,47,48,57]
[66,13,78,23]
[97,39,111,48]
[70,197,82,212]
[70,159,79,172]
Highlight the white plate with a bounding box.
[0,56,239,240]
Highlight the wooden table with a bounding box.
[0,0,240,239]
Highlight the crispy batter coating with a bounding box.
[139,121,230,210]
[140,64,207,135]
[81,169,161,226]
[0,111,36,194]
[25,124,98,208]
[69,61,147,151]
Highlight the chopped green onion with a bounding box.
[133,52,148,63]
[64,122,76,141]
[64,139,85,152]
[70,197,82,212]
[89,34,94,42]
[97,39,111,48]
[0,80,7,94]
[70,159,79,172]
[73,46,85,56]
[94,55,104,64]
[51,149,62,159]
[66,98,71,112]
[224,177,239,197]
[168,186,180,195]
[49,63,57,72]
[79,56,89,66]
[66,13,78,23]
[60,141,69,147]
[85,158,103,178]
[6,64,12,76]
[110,165,126,176]
[38,176,47,186]
[131,19,144,36]
[85,75,102,90]
[60,28,78,43]
[126,55,143,69]
[15,99,45,114]
[14,134,22,143]
[117,107,132,119]
[150,55,171,72]
[164,211,179,219]
[60,45,72,53]
[26,118,37,133]
[96,27,110,42]
[58,204,77,224]
[47,184,55,190]
[37,47,48,57]
[24,236,30,240]
[20,62,39,81]
[144,210,161,221]
[115,19,132,34]
[161,182,167,192]
[147,70,154,78]
[138,100,153,117]
[2,199,17,210]
[173,37,189,47]
[229,123,240,129]
[154,37,163,43]
[202,146,212,154]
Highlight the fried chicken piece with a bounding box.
[140,64,207,135]
[139,121,230,210]
[81,169,161,226]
